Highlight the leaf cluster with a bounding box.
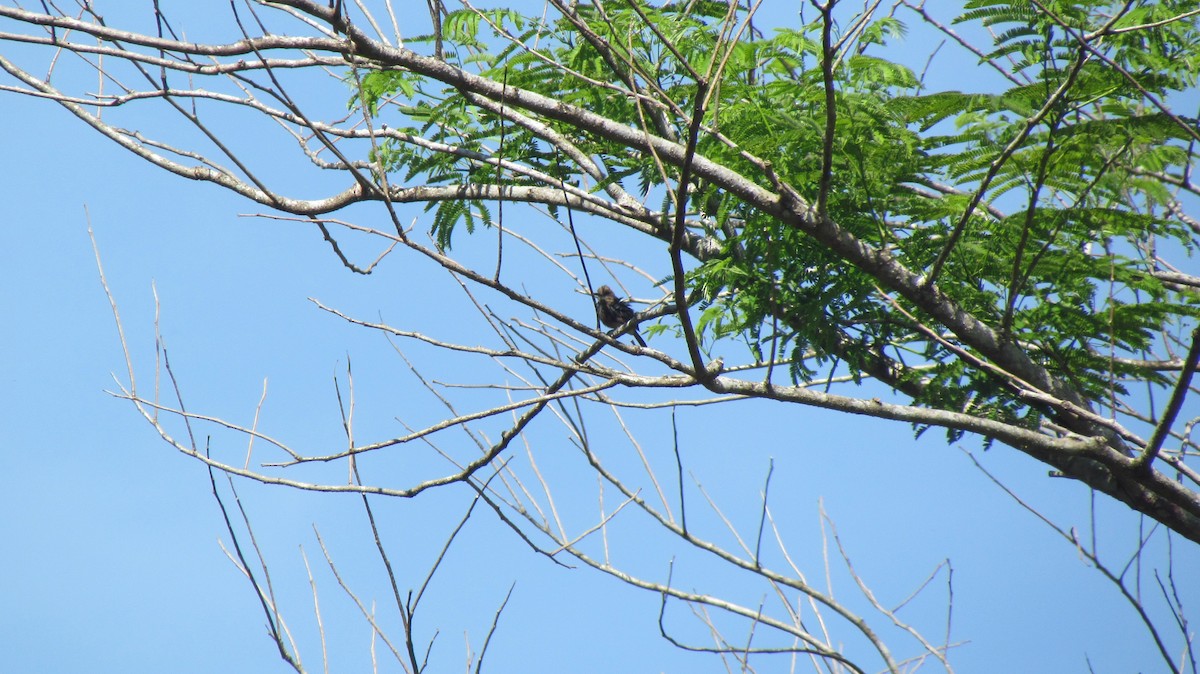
[349,1,1199,433]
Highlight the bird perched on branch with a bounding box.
[594,285,646,347]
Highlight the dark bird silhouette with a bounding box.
[594,285,646,346]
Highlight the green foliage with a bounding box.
[348,1,1199,435]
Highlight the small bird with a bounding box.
[594,285,646,346]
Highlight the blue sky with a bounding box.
[2,2,1198,672]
